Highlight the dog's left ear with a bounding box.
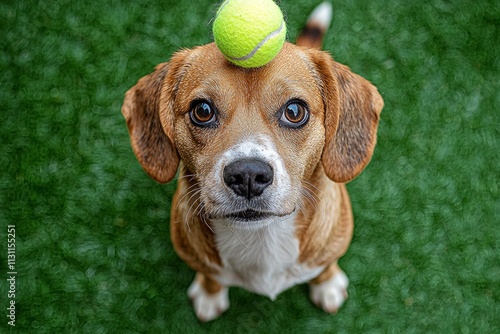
[122,49,196,183]
[310,51,384,183]
[122,62,178,183]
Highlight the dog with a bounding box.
[122,2,383,322]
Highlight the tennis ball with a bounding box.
[213,0,287,68]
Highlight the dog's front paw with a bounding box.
[309,270,349,314]
[188,277,229,322]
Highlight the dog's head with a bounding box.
[122,42,383,227]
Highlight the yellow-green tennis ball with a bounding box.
[213,0,287,68]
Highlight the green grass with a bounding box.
[1,0,499,332]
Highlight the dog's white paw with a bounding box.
[188,278,229,322]
[309,271,349,314]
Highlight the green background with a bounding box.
[1,0,499,332]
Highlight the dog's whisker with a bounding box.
[300,188,319,212]
[302,180,325,200]
[183,215,192,233]
[302,188,322,207]
[192,198,207,223]
[295,201,310,225]
[200,212,215,234]
[175,181,202,210]
[182,188,203,216]
[301,179,322,192]
[173,172,199,182]
[182,198,197,229]
[183,189,203,230]
[256,227,272,254]
[301,189,318,209]
[186,194,202,220]
[305,183,322,202]
[227,223,249,248]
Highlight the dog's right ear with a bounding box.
[310,51,384,183]
[121,59,181,183]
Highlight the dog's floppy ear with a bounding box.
[311,51,384,183]
[121,58,182,183]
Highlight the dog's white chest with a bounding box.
[212,215,324,300]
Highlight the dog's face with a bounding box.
[171,43,327,227]
[122,42,382,227]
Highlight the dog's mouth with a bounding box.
[209,209,294,223]
[226,209,272,222]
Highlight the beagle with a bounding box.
[122,2,383,321]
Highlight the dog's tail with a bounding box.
[295,2,333,49]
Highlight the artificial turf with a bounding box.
[1,0,499,332]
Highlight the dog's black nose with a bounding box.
[223,159,273,199]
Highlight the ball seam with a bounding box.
[226,20,285,62]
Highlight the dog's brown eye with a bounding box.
[279,101,309,128]
[190,101,217,127]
